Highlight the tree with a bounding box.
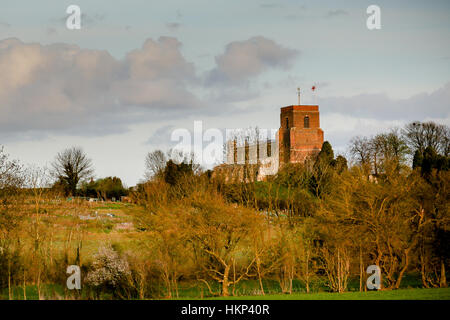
[350,131,409,175]
[51,147,94,196]
[25,165,51,299]
[80,176,127,200]
[349,136,372,167]
[412,169,449,288]
[317,141,334,164]
[371,130,409,173]
[413,149,424,169]
[85,245,132,299]
[185,199,261,296]
[97,177,127,200]
[0,146,25,298]
[382,130,409,163]
[422,146,439,175]
[334,155,348,173]
[317,165,420,290]
[311,141,337,198]
[402,121,449,156]
[0,146,23,192]
[163,160,193,186]
[145,150,167,181]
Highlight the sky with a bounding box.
[0,0,449,186]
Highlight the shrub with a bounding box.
[85,245,131,299]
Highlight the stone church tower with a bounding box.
[278,102,324,165]
[221,90,324,181]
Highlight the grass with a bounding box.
[209,288,450,300]
[3,285,448,300]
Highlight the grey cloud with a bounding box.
[206,36,299,86]
[46,27,57,35]
[206,86,260,105]
[284,14,302,20]
[0,37,202,137]
[7,35,442,146]
[146,125,176,146]
[260,3,306,10]
[260,3,284,9]
[82,13,106,26]
[166,22,181,32]
[319,83,450,122]
[1,36,296,139]
[326,9,349,17]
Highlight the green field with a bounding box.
[2,285,449,300]
[209,288,450,300]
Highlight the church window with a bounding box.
[304,116,310,128]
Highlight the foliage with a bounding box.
[80,176,127,200]
[85,245,132,298]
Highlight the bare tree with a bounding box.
[186,202,260,297]
[0,146,23,191]
[402,121,449,156]
[371,130,409,173]
[51,147,93,196]
[0,146,25,298]
[25,165,51,299]
[350,130,409,175]
[349,136,372,167]
[144,150,167,181]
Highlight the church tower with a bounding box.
[278,90,324,165]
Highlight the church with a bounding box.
[222,92,324,181]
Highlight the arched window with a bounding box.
[286,117,289,129]
[304,115,310,128]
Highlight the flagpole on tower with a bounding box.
[311,85,316,105]
[297,87,301,105]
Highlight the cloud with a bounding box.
[326,9,349,17]
[322,113,405,145]
[318,82,450,123]
[46,27,57,36]
[260,3,284,9]
[4,35,445,147]
[206,36,299,85]
[82,13,106,26]
[320,84,450,154]
[0,37,201,136]
[0,36,298,139]
[145,125,176,147]
[166,22,181,32]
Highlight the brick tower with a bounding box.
[278,95,324,165]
